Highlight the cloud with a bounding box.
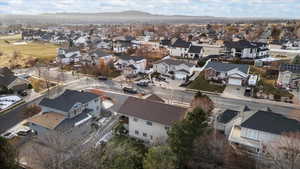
[0,0,298,18]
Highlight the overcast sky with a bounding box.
[0,0,299,18]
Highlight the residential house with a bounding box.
[215,109,240,135]
[169,38,192,58]
[277,64,300,89]
[0,67,29,92]
[153,59,196,80]
[113,36,135,53]
[187,45,204,59]
[27,90,101,138]
[89,49,114,65]
[118,97,187,143]
[114,54,147,76]
[228,110,300,153]
[202,61,250,86]
[224,40,269,59]
[56,48,81,64]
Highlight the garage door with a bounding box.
[228,78,242,86]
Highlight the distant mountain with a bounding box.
[0,10,292,25]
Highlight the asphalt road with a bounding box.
[1,73,299,135]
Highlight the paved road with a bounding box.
[1,74,299,135]
[0,96,44,134]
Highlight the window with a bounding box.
[146,121,152,126]
[135,130,139,135]
[143,133,147,137]
[133,118,138,122]
[150,135,153,140]
[165,126,169,130]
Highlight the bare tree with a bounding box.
[266,132,300,169]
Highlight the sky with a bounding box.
[0,0,299,18]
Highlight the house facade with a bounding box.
[168,38,204,59]
[277,64,300,89]
[118,97,186,143]
[202,61,250,86]
[228,110,300,153]
[0,67,29,92]
[153,59,195,80]
[114,54,147,76]
[56,48,81,64]
[224,40,269,59]
[27,90,101,138]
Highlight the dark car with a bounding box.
[123,87,138,94]
[98,76,108,81]
[156,76,166,81]
[18,91,28,97]
[136,82,148,87]
[17,130,33,137]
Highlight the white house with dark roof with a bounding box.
[228,110,300,153]
[27,90,101,137]
[118,97,187,143]
[169,38,192,58]
[203,61,250,86]
[0,67,29,92]
[215,109,240,135]
[153,58,196,80]
[56,48,81,64]
[224,40,269,59]
[114,54,147,76]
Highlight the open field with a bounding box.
[0,34,59,67]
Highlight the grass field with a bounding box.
[0,34,59,67]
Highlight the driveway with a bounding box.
[221,85,246,99]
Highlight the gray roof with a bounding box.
[217,109,239,124]
[55,109,93,131]
[224,40,267,49]
[119,97,187,126]
[279,64,300,74]
[90,49,110,57]
[155,59,194,67]
[115,54,145,61]
[204,61,250,74]
[39,90,99,112]
[188,46,203,54]
[171,38,191,48]
[146,94,165,103]
[0,67,17,87]
[241,110,300,135]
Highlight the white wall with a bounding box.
[128,116,169,143]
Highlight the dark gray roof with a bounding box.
[171,38,191,48]
[0,67,17,87]
[91,49,110,57]
[224,40,267,49]
[204,61,250,74]
[119,97,186,126]
[217,109,239,124]
[115,54,145,61]
[188,46,203,54]
[39,90,99,112]
[155,59,194,67]
[160,39,171,46]
[55,109,92,131]
[279,64,300,74]
[241,111,300,135]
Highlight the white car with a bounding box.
[95,131,113,147]
[1,132,17,139]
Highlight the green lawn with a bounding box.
[188,74,226,93]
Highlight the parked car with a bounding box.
[1,132,16,139]
[156,76,166,81]
[123,87,138,94]
[136,82,149,87]
[98,76,108,81]
[17,129,34,137]
[18,91,28,97]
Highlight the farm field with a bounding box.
[0,34,59,67]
